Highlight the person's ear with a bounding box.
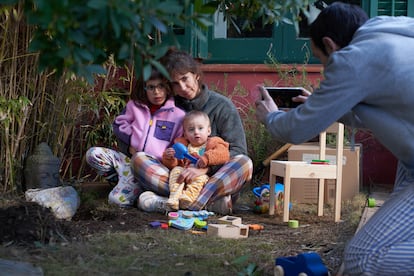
[322,37,340,55]
[207,126,211,136]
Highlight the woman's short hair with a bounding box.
[161,48,203,81]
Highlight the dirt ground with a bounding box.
[0,182,364,275]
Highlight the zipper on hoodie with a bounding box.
[142,106,175,152]
[142,116,153,151]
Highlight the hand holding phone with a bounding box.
[264,87,304,109]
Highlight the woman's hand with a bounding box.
[177,167,208,184]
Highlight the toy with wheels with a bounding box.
[172,143,198,164]
[274,252,328,276]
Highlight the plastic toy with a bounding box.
[253,183,290,213]
[248,224,264,231]
[252,183,285,198]
[172,143,198,164]
[194,218,207,229]
[149,221,161,228]
[275,252,328,276]
[168,210,214,230]
[168,216,195,230]
[168,212,179,220]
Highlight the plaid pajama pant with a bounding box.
[85,147,141,206]
[344,161,414,275]
[132,152,253,210]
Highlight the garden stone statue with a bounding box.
[24,142,61,190]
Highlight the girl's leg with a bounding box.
[131,152,170,196]
[86,147,140,207]
[188,154,253,211]
[344,162,414,275]
[85,147,119,182]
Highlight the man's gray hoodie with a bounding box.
[266,16,414,169]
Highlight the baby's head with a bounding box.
[183,111,211,147]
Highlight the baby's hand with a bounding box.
[196,158,207,168]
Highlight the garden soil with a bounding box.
[0,182,363,275]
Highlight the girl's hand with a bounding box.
[164,147,176,159]
[129,146,137,156]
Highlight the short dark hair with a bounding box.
[161,48,203,82]
[310,2,369,55]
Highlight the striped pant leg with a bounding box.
[188,154,253,210]
[85,147,140,206]
[131,151,170,197]
[344,162,414,275]
[85,146,121,176]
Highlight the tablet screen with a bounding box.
[265,87,303,109]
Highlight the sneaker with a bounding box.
[207,195,232,215]
[138,191,168,213]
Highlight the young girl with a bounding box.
[86,68,186,207]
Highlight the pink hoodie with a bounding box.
[113,97,185,160]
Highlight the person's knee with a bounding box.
[85,147,98,161]
[343,241,372,275]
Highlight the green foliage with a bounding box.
[1,0,312,83]
[0,0,314,192]
[83,90,128,150]
[265,45,317,90]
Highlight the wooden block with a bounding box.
[207,223,249,239]
[217,215,242,226]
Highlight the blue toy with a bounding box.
[168,216,195,230]
[253,183,291,213]
[275,252,328,276]
[252,183,285,198]
[172,143,198,164]
[168,210,214,230]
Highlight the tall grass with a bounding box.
[0,4,128,193]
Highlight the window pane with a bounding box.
[227,19,272,38]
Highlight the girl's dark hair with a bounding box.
[161,48,203,81]
[310,2,369,55]
[131,67,171,105]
